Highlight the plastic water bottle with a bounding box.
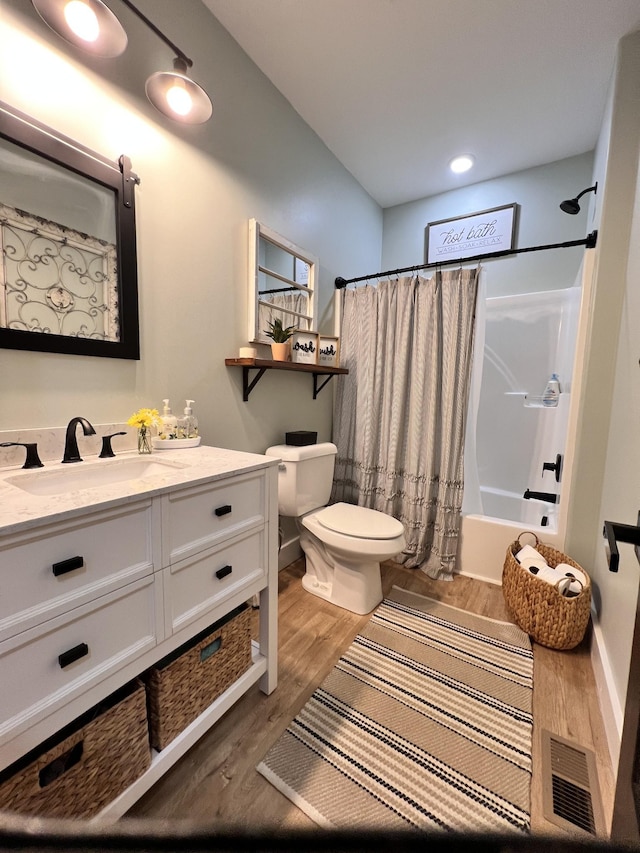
[542,374,560,407]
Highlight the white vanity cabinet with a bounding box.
[0,448,278,819]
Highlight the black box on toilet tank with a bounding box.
[285,431,317,446]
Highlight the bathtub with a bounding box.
[457,511,564,585]
[458,279,585,585]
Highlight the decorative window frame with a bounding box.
[248,219,318,346]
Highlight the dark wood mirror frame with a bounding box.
[0,101,140,359]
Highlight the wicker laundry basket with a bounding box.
[146,603,252,751]
[0,680,149,818]
[502,532,591,650]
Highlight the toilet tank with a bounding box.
[264,442,337,517]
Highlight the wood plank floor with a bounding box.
[128,559,615,838]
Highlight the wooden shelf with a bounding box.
[225,358,348,401]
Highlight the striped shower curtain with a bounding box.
[331,268,480,580]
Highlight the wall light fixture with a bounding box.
[31,0,213,124]
[32,0,128,56]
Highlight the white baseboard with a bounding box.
[457,567,501,586]
[590,618,623,774]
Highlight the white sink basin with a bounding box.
[5,457,188,496]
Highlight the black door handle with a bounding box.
[603,513,640,572]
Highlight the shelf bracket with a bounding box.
[313,373,334,399]
[242,366,267,401]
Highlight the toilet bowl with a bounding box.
[300,502,406,613]
[265,443,406,614]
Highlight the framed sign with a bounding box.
[318,335,340,367]
[425,203,517,264]
[291,330,318,364]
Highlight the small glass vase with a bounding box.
[137,428,152,454]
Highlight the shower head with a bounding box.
[560,183,597,215]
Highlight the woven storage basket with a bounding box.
[0,679,149,818]
[502,532,591,650]
[147,603,252,751]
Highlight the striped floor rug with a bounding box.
[257,585,533,833]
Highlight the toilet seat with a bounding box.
[313,502,404,540]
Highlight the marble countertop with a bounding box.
[0,445,277,536]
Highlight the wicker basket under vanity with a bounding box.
[502,532,592,650]
[0,680,149,819]
[145,603,252,751]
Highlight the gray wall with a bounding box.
[0,0,382,452]
[382,153,594,297]
[566,31,640,763]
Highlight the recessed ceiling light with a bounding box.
[449,154,475,174]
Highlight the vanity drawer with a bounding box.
[163,470,266,564]
[0,501,158,643]
[0,576,157,744]
[163,527,265,636]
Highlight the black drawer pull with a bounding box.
[58,643,89,669]
[215,504,232,517]
[52,555,84,577]
[216,564,232,580]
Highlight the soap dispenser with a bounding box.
[159,399,178,439]
[179,400,199,439]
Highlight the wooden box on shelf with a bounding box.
[291,331,319,365]
[318,335,340,367]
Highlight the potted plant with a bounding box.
[264,318,296,361]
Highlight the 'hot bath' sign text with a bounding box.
[425,203,517,264]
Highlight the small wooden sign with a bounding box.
[291,331,319,364]
[318,335,340,367]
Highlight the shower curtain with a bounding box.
[258,292,308,337]
[331,268,480,580]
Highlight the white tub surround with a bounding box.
[0,445,278,818]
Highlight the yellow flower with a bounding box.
[127,407,161,430]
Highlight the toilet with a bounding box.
[265,442,406,614]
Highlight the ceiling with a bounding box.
[202,0,640,208]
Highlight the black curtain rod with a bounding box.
[334,230,598,289]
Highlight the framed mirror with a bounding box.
[248,219,318,346]
[0,101,140,359]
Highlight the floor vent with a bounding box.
[541,729,604,836]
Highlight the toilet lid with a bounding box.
[315,503,404,540]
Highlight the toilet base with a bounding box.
[301,552,383,615]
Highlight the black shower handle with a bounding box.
[542,454,563,482]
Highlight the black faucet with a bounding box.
[523,489,558,504]
[99,431,127,458]
[0,442,44,469]
[62,417,96,463]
